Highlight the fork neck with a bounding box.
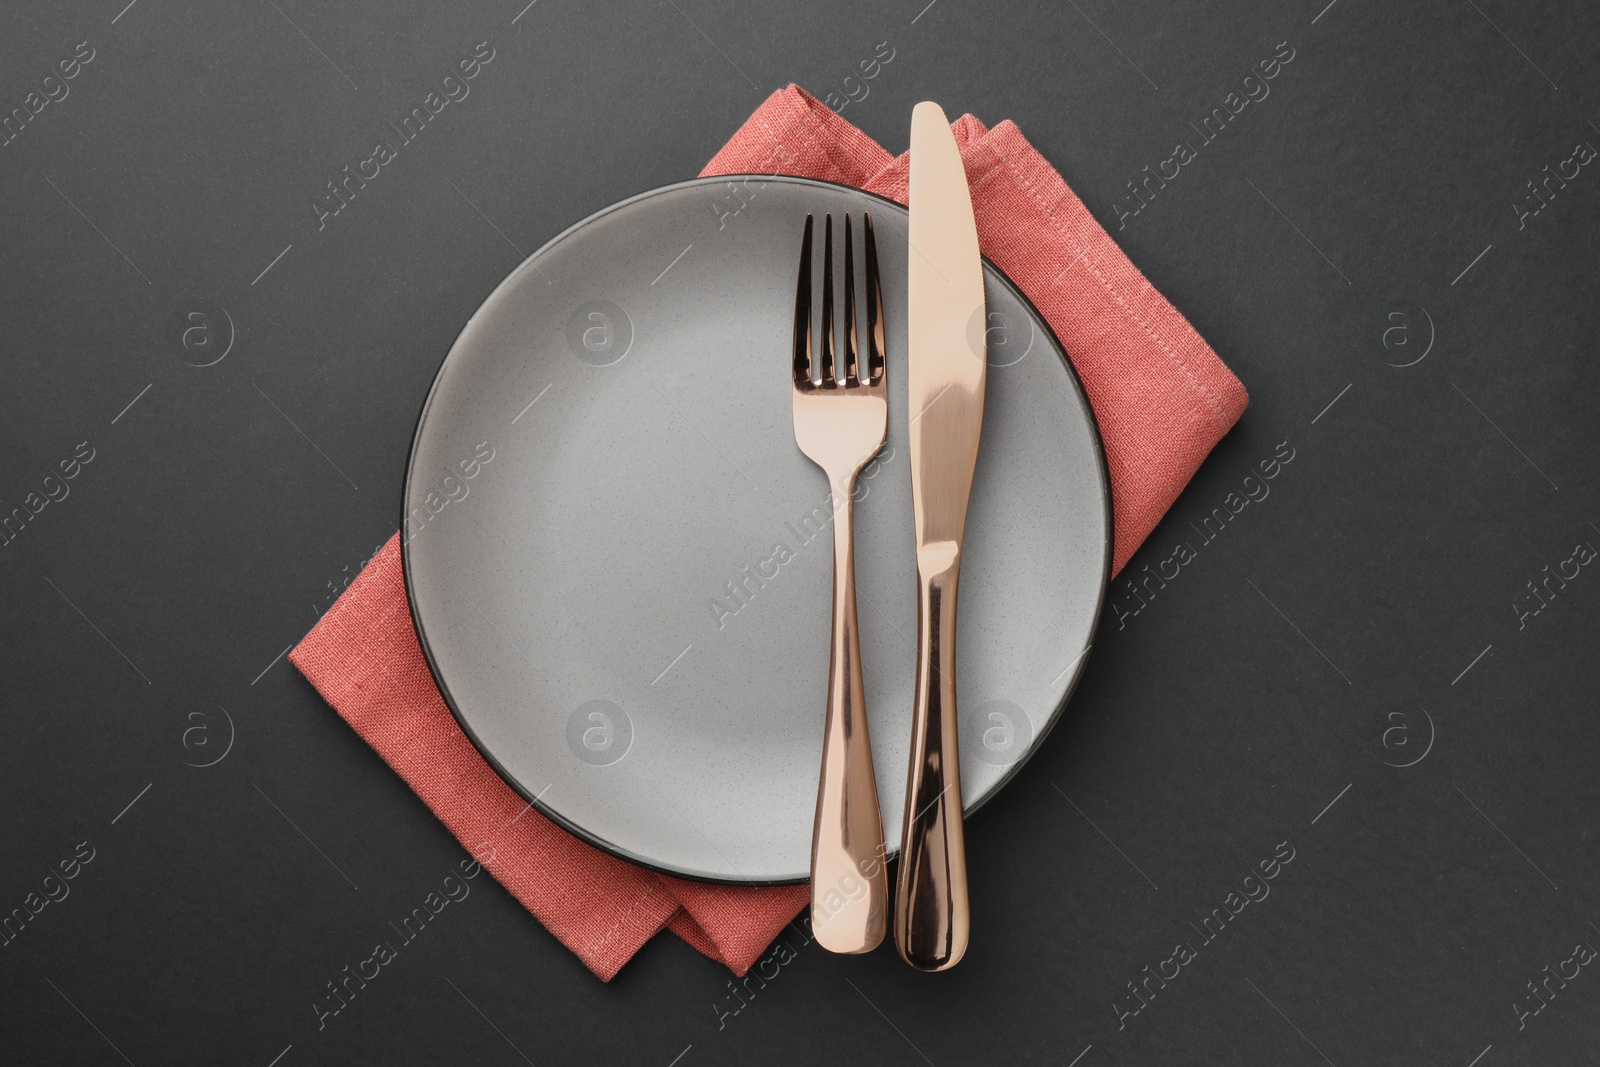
[827,473,861,549]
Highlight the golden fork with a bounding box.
[791,212,889,953]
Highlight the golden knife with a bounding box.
[895,100,985,972]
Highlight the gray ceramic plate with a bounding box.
[402,175,1111,884]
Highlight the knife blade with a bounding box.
[895,100,985,972]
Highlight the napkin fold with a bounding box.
[291,85,1247,983]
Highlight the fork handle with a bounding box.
[809,476,888,954]
[894,548,970,971]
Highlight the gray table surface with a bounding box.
[2,1,1598,1064]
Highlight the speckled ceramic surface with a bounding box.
[402,176,1111,884]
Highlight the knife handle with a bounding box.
[809,477,888,954]
[894,548,969,971]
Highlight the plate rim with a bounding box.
[399,173,1114,885]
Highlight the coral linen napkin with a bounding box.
[290,85,1248,983]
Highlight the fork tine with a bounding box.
[862,211,885,386]
[842,214,860,386]
[793,214,813,386]
[819,214,836,386]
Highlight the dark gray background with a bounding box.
[1,0,1596,1064]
